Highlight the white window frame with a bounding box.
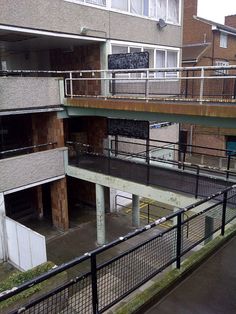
[109,40,180,80]
[64,0,182,26]
[220,32,228,48]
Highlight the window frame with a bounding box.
[109,40,180,80]
[220,32,228,49]
[64,0,182,26]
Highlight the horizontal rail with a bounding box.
[0,142,57,156]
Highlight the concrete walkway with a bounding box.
[145,236,236,314]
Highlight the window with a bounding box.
[69,0,181,24]
[111,43,179,78]
[112,0,128,11]
[79,0,106,6]
[156,50,165,77]
[215,60,229,75]
[166,50,178,77]
[220,33,228,48]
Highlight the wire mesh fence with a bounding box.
[2,187,236,314]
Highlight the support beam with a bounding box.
[96,184,106,246]
[0,193,7,261]
[132,195,140,228]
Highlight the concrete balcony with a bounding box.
[0,148,67,193]
[0,77,62,112]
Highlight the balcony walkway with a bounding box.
[145,235,236,314]
[69,154,235,199]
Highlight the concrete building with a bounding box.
[181,0,236,155]
[0,0,184,269]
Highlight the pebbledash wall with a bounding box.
[0,0,183,47]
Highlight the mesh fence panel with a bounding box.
[15,275,92,314]
[97,228,177,311]
[182,203,223,254]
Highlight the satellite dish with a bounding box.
[157,18,167,29]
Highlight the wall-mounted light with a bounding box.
[157,18,167,30]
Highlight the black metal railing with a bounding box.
[67,141,236,199]
[0,142,57,159]
[110,138,236,172]
[1,186,236,314]
[115,193,173,226]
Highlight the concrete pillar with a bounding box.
[96,184,106,246]
[132,194,140,228]
[109,188,117,213]
[0,193,7,261]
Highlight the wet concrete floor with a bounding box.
[145,236,236,314]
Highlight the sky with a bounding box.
[198,0,236,24]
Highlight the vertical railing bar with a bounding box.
[176,212,182,269]
[221,191,228,236]
[195,166,200,199]
[91,254,99,314]
[69,72,73,99]
[145,69,149,101]
[200,67,205,104]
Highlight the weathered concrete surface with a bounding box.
[67,165,198,209]
[145,237,236,314]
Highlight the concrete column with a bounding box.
[109,188,117,213]
[204,215,214,245]
[0,193,7,261]
[132,194,140,228]
[96,184,106,246]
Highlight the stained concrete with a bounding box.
[145,236,236,314]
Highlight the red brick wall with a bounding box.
[183,0,213,45]
[50,44,101,96]
[32,112,65,148]
[225,15,236,28]
[51,178,69,231]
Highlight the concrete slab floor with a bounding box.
[145,236,236,314]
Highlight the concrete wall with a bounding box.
[0,0,182,48]
[0,148,66,192]
[0,77,61,110]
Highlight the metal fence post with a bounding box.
[195,166,200,199]
[91,254,99,314]
[200,68,205,104]
[145,69,149,100]
[221,191,228,236]
[176,212,182,269]
[226,154,231,179]
[185,70,189,98]
[69,72,73,99]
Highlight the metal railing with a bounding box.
[1,65,236,103]
[1,186,236,313]
[63,65,236,102]
[0,142,57,159]
[110,138,236,174]
[115,193,173,227]
[67,141,236,199]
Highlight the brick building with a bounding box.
[181,0,236,155]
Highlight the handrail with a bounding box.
[0,142,57,156]
[68,141,236,181]
[0,184,235,306]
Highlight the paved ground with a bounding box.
[145,236,236,314]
